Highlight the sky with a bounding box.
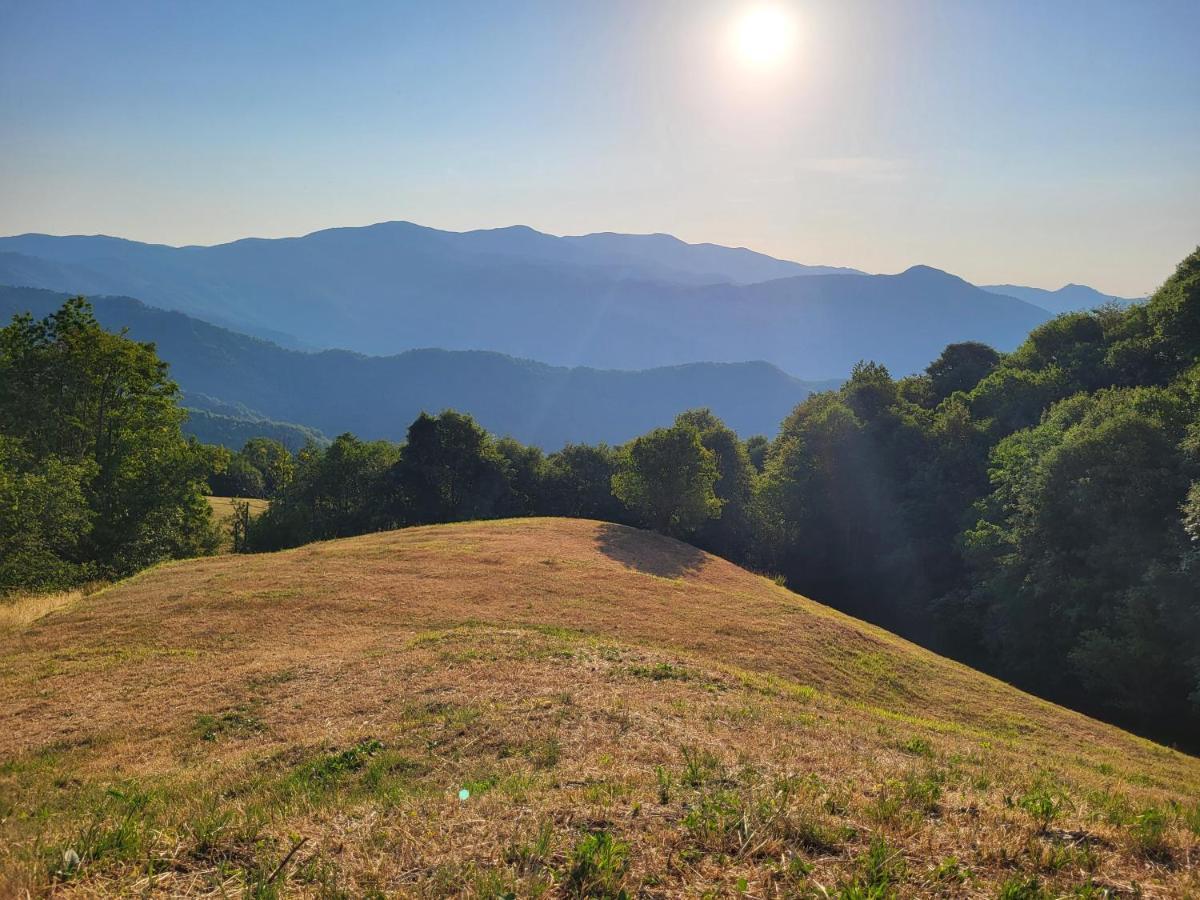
[0,0,1197,297]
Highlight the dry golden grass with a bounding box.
[0,518,1197,898]
[0,590,83,634]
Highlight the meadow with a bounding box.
[1,518,1196,897]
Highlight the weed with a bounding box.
[997,874,1050,899]
[655,765,673,804]
[628,662,689,681]
[185,801,235,858]
[51,785,155,880]
[563,830,629,898]
[532,735,562,769]
[1085,788,1133,826]
[932,855,970,884]
[1129,806,1171,860]
[1016,781,1070,831]
[505,821,555,874]
[680,745,723,787]
[193,706,265,742]
[902,771,942,815]
[280,738,384,801]
[900,736,934,758]
[837,836,904,898]
[1183,802,1200,837]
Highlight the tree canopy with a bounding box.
[0,298,219,591]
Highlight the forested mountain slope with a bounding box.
[0,286,835,447]
[0,224,1050,374]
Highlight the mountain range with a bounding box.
[980,282,1142,315]
[0,221,1123,378]
[0,286,836,449]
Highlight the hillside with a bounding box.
[0,224,1052,375]
[0,286,837,447]
[2,519,1196,897]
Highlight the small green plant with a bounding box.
[1184,802,1200,837]
[900,737,933,758]
[628,662,689,681]
[679,745,722,787]
[932,855,969,884]
[505,821,555,873]
[902,771,942,815]
[655,765,673,804]
[52,786,154,880]
[533,735,562,769]
[837,836,904,899]
[282,738,384,800]
[996,874,1050,900]
[186,802,235,858]
[1085,787,1134,826]
[1017,783,1069,831]
[193,706,265,742]
[1129,806,1171,860]
[563,830,629,898]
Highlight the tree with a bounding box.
[494,436,546,517]
[246,434,399,550]
[542,443,627,522]
[611,422,720,538]
[0,438,95,591]
[0,298,219,590]
[389,411,508,524]
[744,435,769,473]
[675,409,757,559]
[962,387,1199,737]
[209,454,267,498]
[925,342,1001,403]
[240,438,295,497]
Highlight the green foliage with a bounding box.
[1129,806,1171,859]
[744,434,770,472]
[391,411,509,524]
[542,443,627,522]
[563,830,629,898]
[676,409,758,558]
[837,836,905,898]
[210,452,267,498]
[925,341,1001,404]
[996,875,1050,900]
[0,298,219,593]
[1016,782,1070,831]
[611,421,720,538]
[246,434,399,550]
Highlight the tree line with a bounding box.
[2,248,1197,746]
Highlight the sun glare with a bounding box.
[732,4,798,70]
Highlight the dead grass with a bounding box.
[0,589,85,634]
[0,518,1196,897]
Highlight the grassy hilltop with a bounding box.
[1,518,1198,897]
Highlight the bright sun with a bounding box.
[732,4,798,70]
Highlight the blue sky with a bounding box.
[1,0,1196,295]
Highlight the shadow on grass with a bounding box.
[594,522,707,578]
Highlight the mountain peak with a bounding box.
[898,264,967,284]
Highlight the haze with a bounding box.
[1,0,1197,296]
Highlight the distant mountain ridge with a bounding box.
[0,222,1052,377]
[0,286,837,448]
[982,282,1142,315]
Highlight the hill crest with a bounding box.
[2,518,1196,896]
